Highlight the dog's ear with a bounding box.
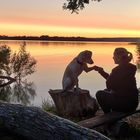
[78,50,93,62]
[77,51,84,62]
[85,50,92,57]
[83,50,94,64]
[84,50,92,58]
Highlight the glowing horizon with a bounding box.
[1,23,140,38]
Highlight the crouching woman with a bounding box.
[94,47,139,114]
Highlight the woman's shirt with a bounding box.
[99,63,138,98]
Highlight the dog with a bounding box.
[62,50,94,92]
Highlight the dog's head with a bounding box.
[77,50,94,64]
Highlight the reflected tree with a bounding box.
[0,42,37,105]
[0,85,12,102]
[135,43,140,71]
[0,43,36,81]
[135,43,140,97]
[11,80,36,105]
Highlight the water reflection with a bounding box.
[0,80,36,105]
[136,43,140,71]
[0,40,140,106]
[12,80,36,105]
[0,85,12,102]
[0,43,37,105]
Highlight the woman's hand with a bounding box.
[93,66,104,72]
[93,66,109,79]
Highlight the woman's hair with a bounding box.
[114,47,133,63]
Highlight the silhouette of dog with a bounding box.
[62,50,94,92]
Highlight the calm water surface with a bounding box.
[0,40,140,106]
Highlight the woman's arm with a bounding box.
[0,76,16,87]
[93,66,109,80]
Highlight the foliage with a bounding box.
[63,0,102,13]
[136,43,140,71]
[42,99,57,114]
[11,80,36,105]
[0,42,37,105]
[0,43,37,82]
[0,85,12,102]
[0,80,36,105]
[0,45,11,75]
[42,99,90,122]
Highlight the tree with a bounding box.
[63,0,102,13]
[0,43,37,105]
[0,43,36,82]
[0,45,11,75]
[0,101,110,140]
[136,43,140,71]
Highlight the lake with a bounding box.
[0,40,140,106]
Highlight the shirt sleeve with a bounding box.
[98,69,109,80]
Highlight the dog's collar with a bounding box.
[76,58,83,65]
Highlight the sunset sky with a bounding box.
[0,0,140,37]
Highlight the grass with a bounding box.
[41,98,57,114]
[41,98,84,122]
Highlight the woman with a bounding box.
[94,47,139,113]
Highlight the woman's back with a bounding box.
[106,63,138,97]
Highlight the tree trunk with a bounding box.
[0,101,110,140]
[49,89,99,118]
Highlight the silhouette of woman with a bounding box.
[0,76,16,87]
[94,47,139,113]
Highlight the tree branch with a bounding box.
[63,0,102,13]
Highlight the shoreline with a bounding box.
[0,36,140,43]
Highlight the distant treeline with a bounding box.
[0,35,140,42]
